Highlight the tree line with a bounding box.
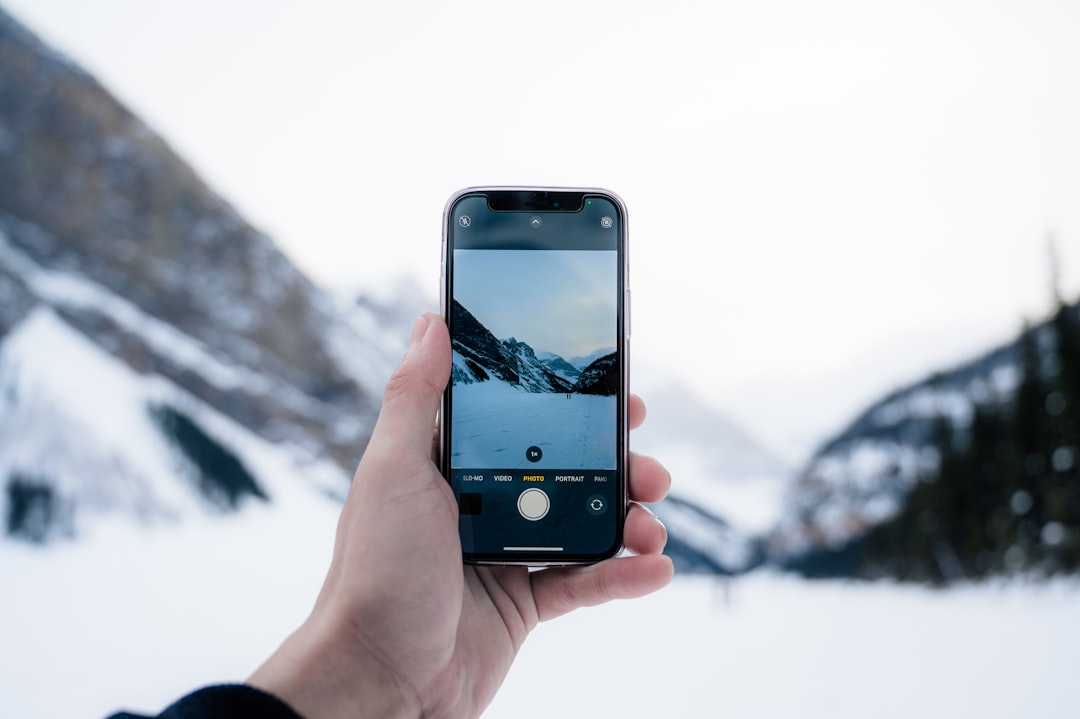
[860,297,1080,582]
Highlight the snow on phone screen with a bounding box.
[449,212,620,556]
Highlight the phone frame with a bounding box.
[439,186,629,566]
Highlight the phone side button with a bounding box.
[517,488,550,521]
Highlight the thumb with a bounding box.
[368,313,451,461]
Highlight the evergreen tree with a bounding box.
[794,298,1080,584]
[1012,320,1048,571]
[1046,302,1080,569]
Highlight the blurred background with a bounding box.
[1,1,1078,717]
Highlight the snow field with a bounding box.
[452,381,616,469]
[2,519,1078,719]
[490,572,1080,719]
[0,501,340,719]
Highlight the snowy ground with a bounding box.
[492,573,1080,718]
[452,382,616,469]
[2,511,1078,719]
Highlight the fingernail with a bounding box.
[409,314,430,348]
[639,504,667,540]
[637,503,658,520]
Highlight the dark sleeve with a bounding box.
[106,684,306,719]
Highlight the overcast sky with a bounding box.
[7,0,1080,461]
[454,249,616,361]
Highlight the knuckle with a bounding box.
[383,365,415,403]
[383,363,442,406]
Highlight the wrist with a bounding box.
[248,612,422,719]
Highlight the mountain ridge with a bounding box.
[0,8,402,540]
[451,298,586,394]
[770,299,1080,580]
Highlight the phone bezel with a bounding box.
[440,186,629,566]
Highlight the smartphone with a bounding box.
[440,187,629,565]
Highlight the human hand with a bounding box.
[249,313,673,718]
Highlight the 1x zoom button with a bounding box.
[517,488,550,521]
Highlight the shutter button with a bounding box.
[517,488,550,521]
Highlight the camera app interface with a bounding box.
[449,196,621,557]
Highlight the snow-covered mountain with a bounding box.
[568,347,615,372]
[450,299,619,397]
[537,352,581,383]
[769,344,1022,560]
[0,8,406,541]
[769,301,1080,579]
[627,377,792,573]
[450,299,573,393]
[653,495,765,574]
[573,352,618,395]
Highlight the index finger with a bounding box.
[628,452,670,504]
[629,393,646,430]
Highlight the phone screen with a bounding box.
[442,188,627,564]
